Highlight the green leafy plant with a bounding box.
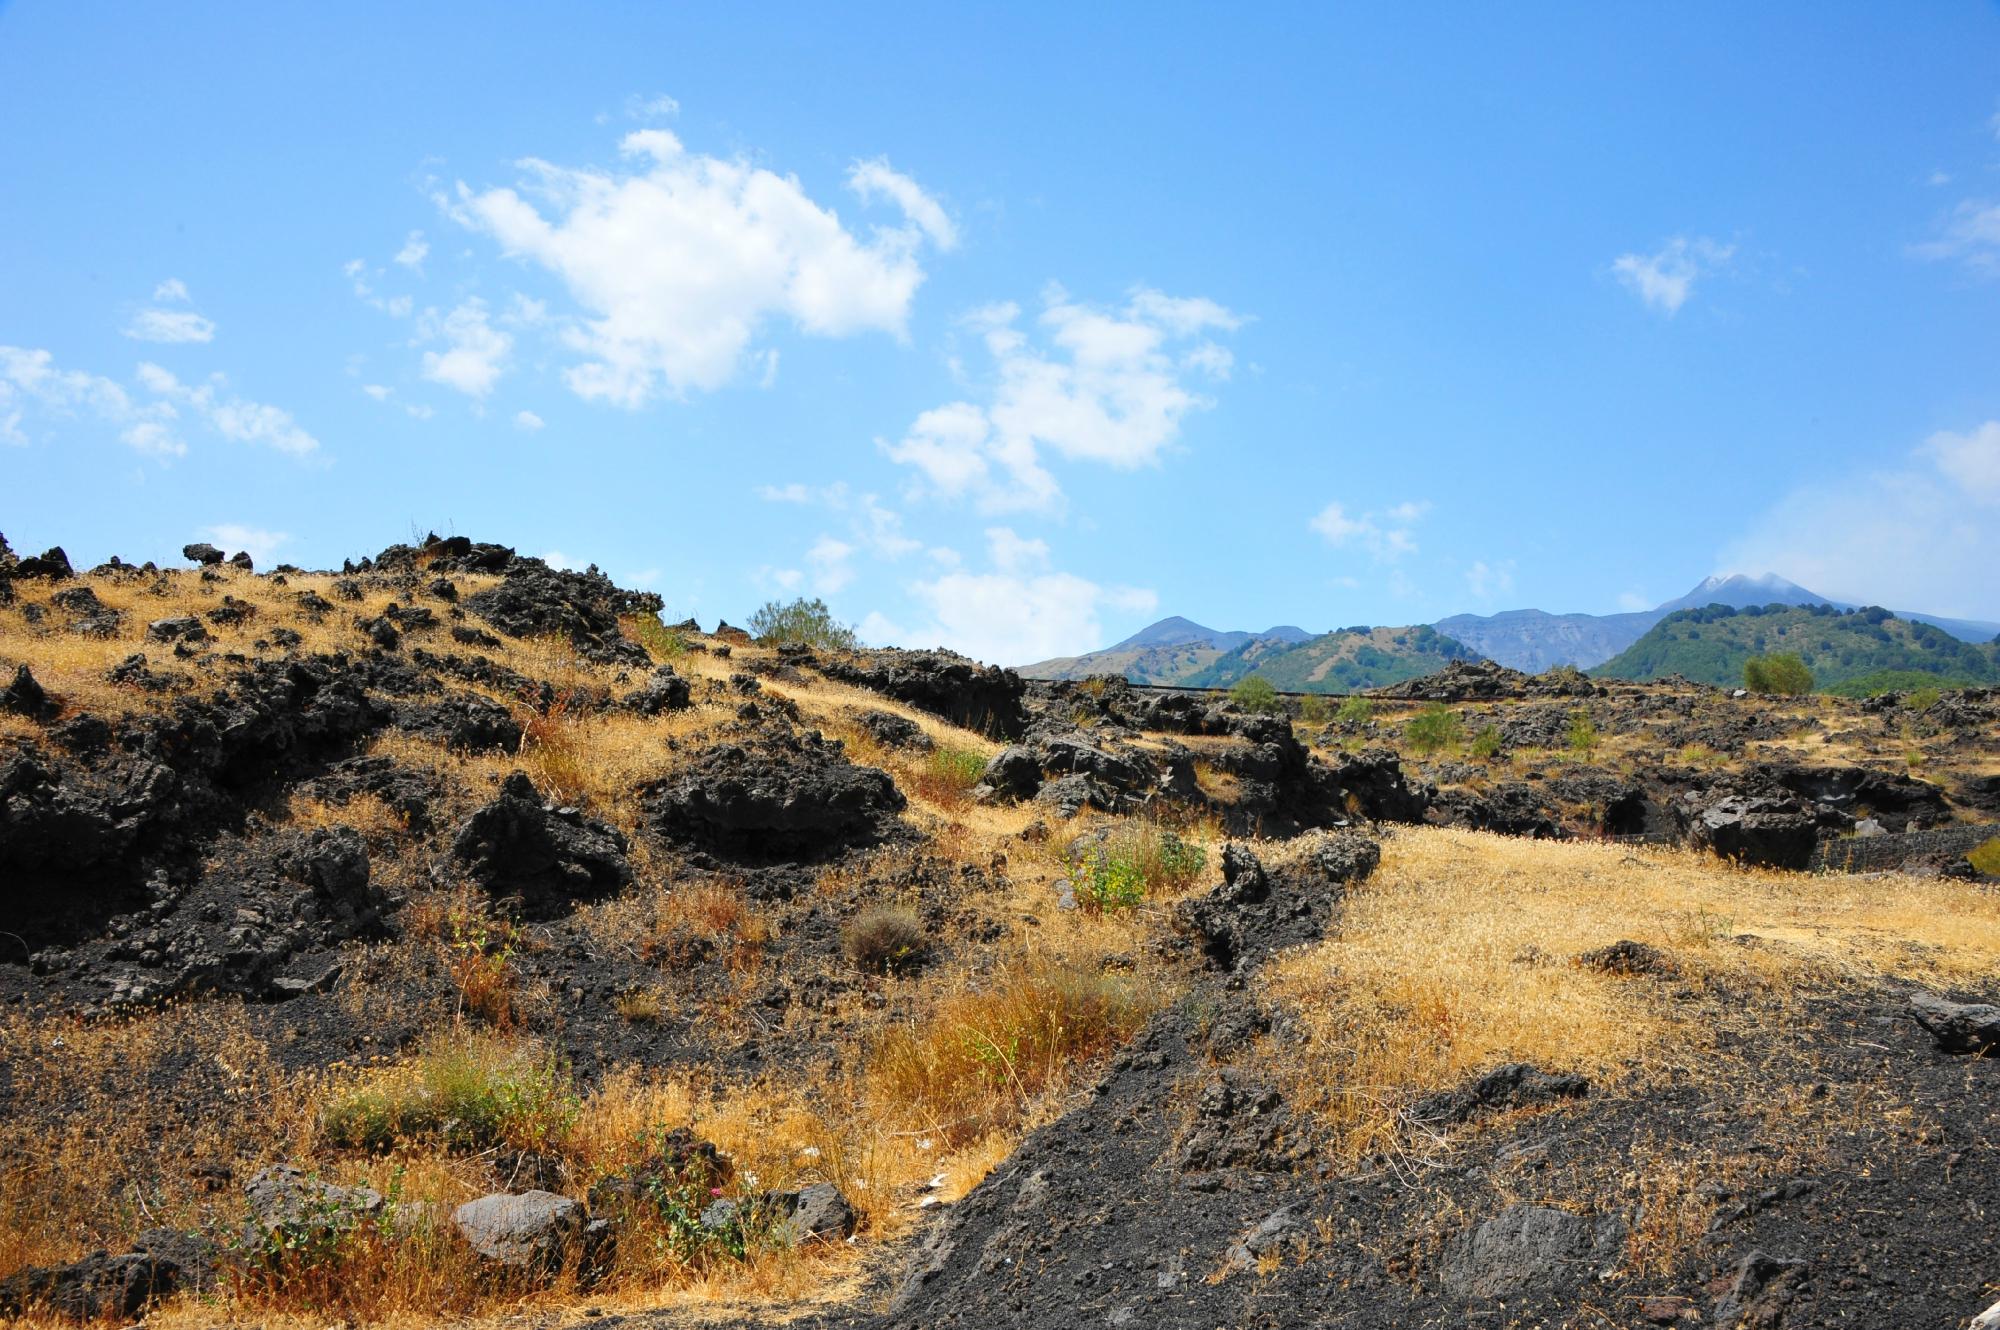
[1469,724,1502,759]
[1073,825,1206,912]
[1297,694,1332,724]
[1968,837,2000,876]
[319,1033,579,1155]
[1404,703,1462,754]
[1336,695,1374,724]
[748,596,859,649]
[1565,709,1600,756]
[1228,675,1283,715]
[1743,650,1814,695]
[1906,684,1942,712]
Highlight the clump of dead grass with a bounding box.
[868,953,1157,1143]
[640,881,773,973]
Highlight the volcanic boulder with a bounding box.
[647,730,905,860]
[1686,793,1820,870]
[452,772,632,915]
[817,647,1028,739]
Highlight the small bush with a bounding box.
[1073,824,1207,912]
[1228,675,1283,715]
[1565,709,1600,756]
[907,744,988,807]
[625,613,689,660]
[1744,651,1813,695]
[1906,685,1942,712]
[1298,695,1332,725]
[1968,837,2000,876]
[844,905,928,976]
[1469,724,1502,759]
[320,1033,578,1155]
[748,597,858,649]
[1336,696,1375,724]
[1404,703,1462,754]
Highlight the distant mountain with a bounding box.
[1020,617,1312,683]
[1185,624,1481,693]
[1592,603,2000,692]
[1433,608,1658,674]
[1439,574,2000,672]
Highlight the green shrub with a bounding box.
[1336,696,1374,724]
[1744,651,1813,695]
[1565,709,1600,756]
[1228,675,1283,715]
[1404,703,1462,754]
[1469,724,1502,759]
[320,1034,578,1154]
[909,744,988,806]
[1297,694,1332,724]
[748,596,859,649]
[626,613,689,660]
[1968,837,2000,876]
[1073,825,1207,912]
[1906,685,1942,712]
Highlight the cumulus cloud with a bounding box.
[756,482,812,503]
[420,299,511,397]
[1309,498,1429,560]
[362,383,393,401]
[394,231,429,272]
[876,527,1157,664]
[1911,200,2000,274]
[848,158,957,250]
[806,535,856,592]
[1611,236,1734,314]
[447,127,954,405]
[882,285,1244,512]
[1719,420,2000,618]
[123,278,216,343]
[514,409,545,431]
[200,524,290,566]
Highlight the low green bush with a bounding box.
[1404,703,1462,754]
[1228,675,1283,715]
[320,1034,578,1154]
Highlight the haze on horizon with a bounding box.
[3,3,1999,666]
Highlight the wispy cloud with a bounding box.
[122,278,216,343]
[1309,498,1430,560]
[1610,235,1735,314]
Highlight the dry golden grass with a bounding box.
[867,951,1159,1145]
[1265,826,2000,1163]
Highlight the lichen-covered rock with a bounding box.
[452,1190,583,1271]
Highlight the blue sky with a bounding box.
[4,3,1999,664]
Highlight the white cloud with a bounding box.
[1611,236,1735,314]
[985,525,1049,574]
[394,231,429,272]
[406,403,435,420]
[627,93,680,120]
[123,279,216,344]
[200,523,290,566]
[1928,170,1954,187]
[514,409,545,431]
[1464,558,1516,601]
[362,383,393,401]
[345,259,414,318]
[1921,420,2000,502]
[1720,419,2000,618]
[1,346,185,456]
[139,362,320,457]
[757,482,812,503]
[896,565,1157,665]
[847,158,957,250]
[542,549,579,571]
[448,126,953,405]
[1912,200,2000,274]
[1615,590,1653,612]
[1310,498,1428,560]
[883,285,1244,512]
[806,536,856,592]
[419,299,511,397]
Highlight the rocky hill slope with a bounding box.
[2,532,1998,1330]
[1185,623,1481,692]
[1594,602,2000,692]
